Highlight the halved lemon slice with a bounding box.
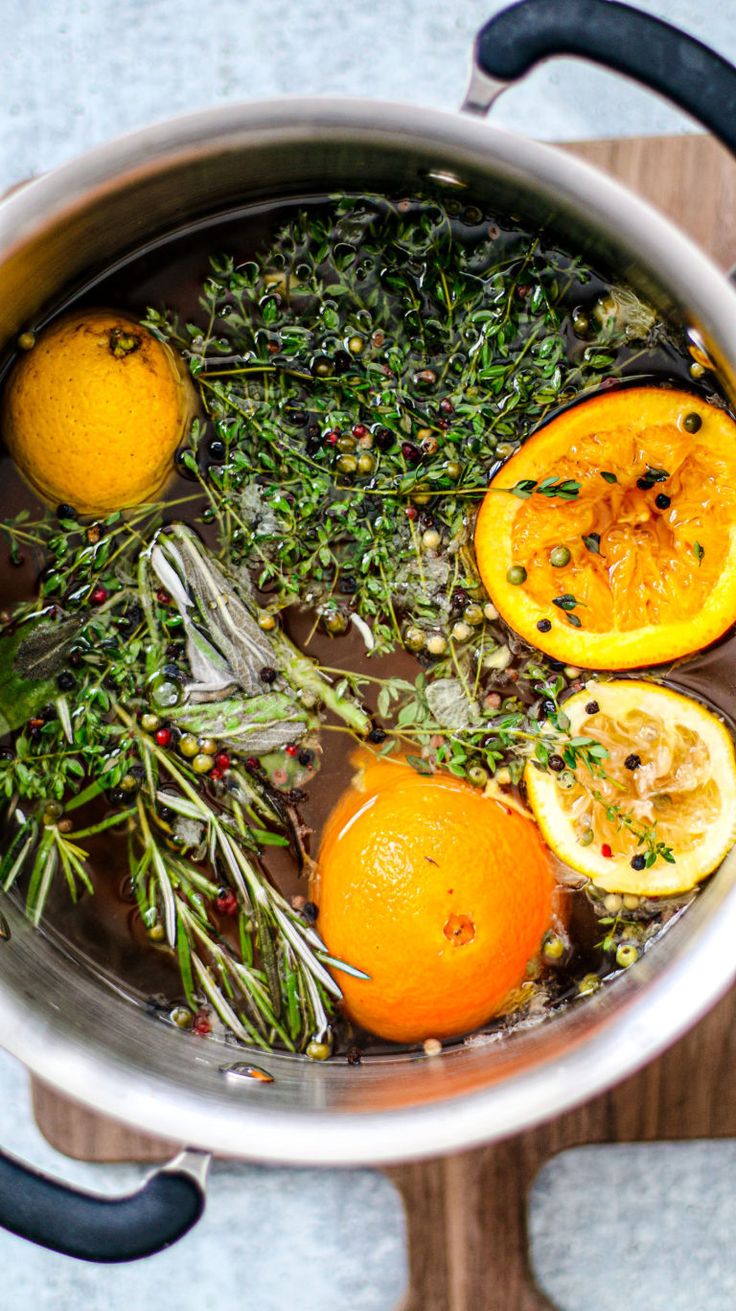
[525,680,736,895]
[475,387,736,670]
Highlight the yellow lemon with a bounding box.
[525,680,736,895]
[2,310,195,513]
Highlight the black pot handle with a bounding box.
[0,1144,208,1262]
[465,0,736,158]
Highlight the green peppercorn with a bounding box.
[197,737,218,755]
[467,765,489,787]
[452,621,472,642]
[404,625,426,652]
[43,801,64,824]
[549,545,571,568]
[358,453,375,475]
[622,893,640,910]
[542,933,565,962]
[348,336,364,355]
[571,308,590,338]
[141,712,160,732]
[336,434,357,453]
[257,610,277,632]
[579,828,595,846]
[616,943,639,968]
[148,923,166,943]
[18,331,36,351]
[558,770,576,790]
[464,603,484,626]
[323,611,348,635]
[192,753,215,774]
[682,411,702,433]
[306,1039,332,1061]
[426,632,447,656]
[690,361,705,379]
[506,564,527,585]
[119,773,138,793]
[483,602,499,621]
[170,1006,193,1029]
[421,528,441,551]
[179,734,199,759]
[578,972,601,995]
[495,441,516,460]
[603,893,623,914]
[445,460,462,481]
[336,453,358,475]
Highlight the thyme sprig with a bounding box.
[144,194,646,654]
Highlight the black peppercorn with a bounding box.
[333,350,352,375]
[630,853,646,870]
[624,753,642,771]
[260,666,278,684]
[548,754,565,772]
[682,412,702,433]
[636,477,650,490]
[302,900,319,923]
[585,700,600,715]
[655,492,671,509]
[374,427,395,451]
[207,438,226,462]
[56,503,77,522]
[56,670,75,691]
[537,618,552,633]
[368,726,387,744]
[0,747,15,763]
[540,698,557,718]
[298,749,313,767]
[401,442,420,465]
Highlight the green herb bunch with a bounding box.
[144,194,647,653]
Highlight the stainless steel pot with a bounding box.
[2,0,736,1261]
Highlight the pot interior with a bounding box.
[1,101,736,1163]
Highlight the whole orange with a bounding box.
[311,757,556,1044]
[2,309,195,513]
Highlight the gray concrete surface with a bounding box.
[530,1142,736,1311]
[0,1047,407,1310]
[1,2,736,1308]
[2,0,735,193]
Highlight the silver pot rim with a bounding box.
[2,97,736,1163]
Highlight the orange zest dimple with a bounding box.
[475,387,736,669]
[310,754,557,1044]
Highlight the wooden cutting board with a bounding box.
[30,134,736,1311]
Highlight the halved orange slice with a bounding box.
[525,680,736,896]
[475,387,736,669]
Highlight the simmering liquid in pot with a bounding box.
[1,193,734,1061]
